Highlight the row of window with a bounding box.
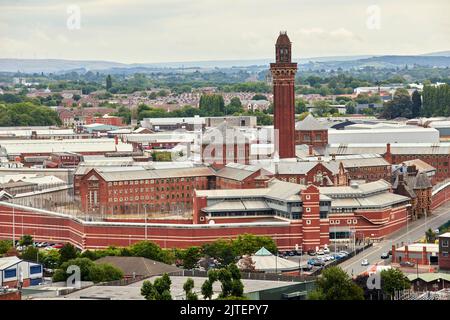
[330,219,358,225]
[108,177,206,186]
[109,193,192,202]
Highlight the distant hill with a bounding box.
[1,52,450,73]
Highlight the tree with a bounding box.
[0,240,13,255]
[88,263,123,283]
[53,258,95,282]
[19,235,33,247]
[295,99,307,114]
[199,94,225,116]
[141,273,172,300]
[183,278,198,300]
[40,249,61,269]
[182,246,201,269]
[411,90,422,118]
[308,267,364,300]
[201,264,245,300]
[59,243,78,264]
[20,246,39,262]
[201,279,214,300]
[425,228,437,243]
[232,234,277,256]
[226,97,243,115]
[345,101,357,114]
[381,89,413,119]
[106,75,113,91]
[251,94,267,101]
[312,100,331,116]
[202,239,237,267]
[130,241,170,263]
[380,269,410,299]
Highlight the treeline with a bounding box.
[422,84,450,116]
[0,102,61,126]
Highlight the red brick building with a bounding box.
[295,114,328,149]
[44,152,83,168]
[85,115,124,127]
[439,233,450,270]
[270,32,297,159]
[201,122,250,169]
[79,166,215,214]
[215,163,270,189]
[272,160,348,186]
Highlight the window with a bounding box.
[306,207,311,212]
[30,265,42,275]
[306,220,311,225]
[443,239,449,248]
[4,268,16,278]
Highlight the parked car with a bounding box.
[331,253,342,260]
[316,249,325,255]
[381,252,390,259]
[302,264,313,271]
[400,261,415,267]
[313,260,325,267]
[339,251,350,256]
[51,243,64,249]
[361,259,369,266]
[307,250,316,256]
[323,247,330,254]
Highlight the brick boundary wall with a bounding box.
[431,181,450,210]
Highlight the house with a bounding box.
[295,114,328,149]
[439,232,450,270]
[0,256,43,288]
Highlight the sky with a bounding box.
[0,0,449,63]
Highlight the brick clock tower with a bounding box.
[270,31,297,159]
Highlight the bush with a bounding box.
[88,263,123,283]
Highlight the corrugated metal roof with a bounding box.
[97,166,215,181]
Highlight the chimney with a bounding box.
[386,143,391,155]
[331,153,336,161]
[308,145,313,156]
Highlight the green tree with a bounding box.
[425,228,437,243]
[202,239,237,267]
[130,241,169,263]
[199,94,225,116]
[106,75,113,91]
[295,99,307,114]
[381,89,413,119]
[251,94,267,101]
[182,246,202,269]
[88,263,123,283]
[141,273,172,300]
[380,268,410,299]
[345,101,357,114]
[19,235,33,246]
[308,267,364,300]
[411,90,422,118]
[0,240,13,255]
[226,97,243,115]
[183,278,198,300]
[59,243,78,264]
[20,246,39,262]
[40,249,61,269]
[53,258,95,282]
[232,234,277,255]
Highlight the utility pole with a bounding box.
[12,206,15,247]
[144,205,147,241]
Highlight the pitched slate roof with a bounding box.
[295,114,327,131]
[94,256,181,277]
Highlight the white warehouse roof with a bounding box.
[328,128,440,144]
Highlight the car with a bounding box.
[307,250,316,256]
[288,251,295,257]
[307,259,316,265]
[331,253,342,260]
[400,261,415,267]
[323,247,330,254]
[316,249,325,255]
[52,243,64,249]
[302,264,313,271]
[381,252,390,259]
[339,250,350,256]
[313,260,325,267]
[361,259,369,266]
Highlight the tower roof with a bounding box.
[276,31,291,46]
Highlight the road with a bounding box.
[339,200,450,276]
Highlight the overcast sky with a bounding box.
[1,0,449,63]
